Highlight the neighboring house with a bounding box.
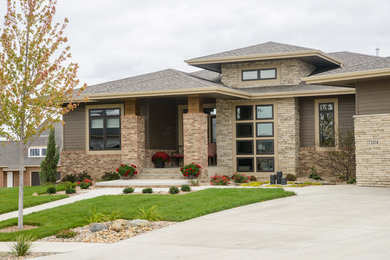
[61,41,389,187]
[0,123,63,187]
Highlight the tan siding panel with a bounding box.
[63,104,85,151]
[356,79,390,115]
[299,95,355,147]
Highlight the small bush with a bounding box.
[286,174,297,181]
[123,187,135,194]
[75,171,92,182]
[102,172,120,181]
[136,205,162,221]
[116,164,137,178]
[79,182,90,189]
[210,175,230,185]
[46,186,57,194]
[61,174,76,183]
[309,166,322,180]
[142,188,153,194]
[347,177,356,184]
[9,234,33,257]
[65,188,76,194]
[222,175,231,180]
[63,181,77,189]
[56,230,77,239]
[181,184,191,192]
[231,173,249,183]
[169,186,180,194]
[180,163,201,178]
[249,175,257,181]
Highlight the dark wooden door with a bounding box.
[31,172,40,186]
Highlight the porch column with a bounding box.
[121,98,145,173]
[183,95,208,178]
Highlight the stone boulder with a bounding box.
[111,219,131,231]
[89,223,108,232]
[130,219,151,227]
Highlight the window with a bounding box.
[89,108,121,150]
[318,102,335,147]
[234,104,275,173]
[28,147,46,158]
[242,68,276,81]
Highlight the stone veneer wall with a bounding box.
[298,148,335,177]
[61,151,121,180]
[277,98,300,175]
[216,97,300,176]
[221,59,315,88]
[145,149,176,168]
[183,113,208,178]
[121,115,146,174]
[354,114,390,187]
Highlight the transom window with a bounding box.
[235,104,275,173]
[319,102,335,147]
[28,147,47,158]
[242,68,277,81]
[89,108,121,150]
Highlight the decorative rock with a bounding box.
[130,219,151,227]
[111,219,130,231]
[32,192,39,196]
[89,223,108,232]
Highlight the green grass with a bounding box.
[0,185,68,214]
[0,188,294,241]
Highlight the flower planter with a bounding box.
[187,175,197,179]
[154,161,165,168]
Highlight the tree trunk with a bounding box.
[18,132,24,230]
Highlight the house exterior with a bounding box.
[0,123,62,187]
[61,41,388,186]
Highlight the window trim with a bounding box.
[85,104,124,155]
[314,98,339,151]
[241,68,277,81]
[28,147,46,158]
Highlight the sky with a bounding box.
[1,0,390,86]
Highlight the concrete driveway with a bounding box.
[36,185,390,260]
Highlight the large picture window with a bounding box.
[319,102,335,147]
[89,108,121,150]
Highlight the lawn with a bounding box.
[0,188,295,241]
[0,185,68,214]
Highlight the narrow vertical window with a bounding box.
[89,108,121,150]
[319,102,335,147]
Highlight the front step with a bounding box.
[138,168,184,179]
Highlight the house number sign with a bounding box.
[368,139,379,146]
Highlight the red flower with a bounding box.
[77,182,81,185]
[125,173,128,176]
[134,171,138,175]
[116,168,119,172]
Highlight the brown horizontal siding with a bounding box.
[299,95,355,147]
[63,104,86,151]
[356,79,390,115]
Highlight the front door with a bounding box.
[7,172,13,188]
[31,172,40,186]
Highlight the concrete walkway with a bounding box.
[95,179,190,187]
[0,242,101,253]
[0,188,124,222]
[32,185,390,260]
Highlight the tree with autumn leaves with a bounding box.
[0,0,86,229]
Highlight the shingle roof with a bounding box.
[311,52,390,76]
[189,70,221,83]
[82,69,225,96]
[188,41,315,61]
[0,123,62,170]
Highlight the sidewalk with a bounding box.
[0,242,102,253]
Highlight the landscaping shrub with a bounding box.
[116,164,137,178]
[347,177,356,184]
[152,152,171,164]
[65,188,76,194]
[169,186,180,194]
[189,179,199,186]
[56,230,77,239]
[40,129,60,184]
[210,175,230,185]
[61,174,76,183]
[86,208,120,224]
[180,163,201,178]
[46,186,57,194]
[231,173,249,183]
[63,181,77,189]
[308,167,322,181]
[10,234,33,257]
[135,205,162,221]
[286,174,297,181]
[249,175,257,181]
[79,182,90,189]
[181,184,191,192]
[142,188,153,194]
[75,171,92,182]
[123,187,135,194]
[101,172,120,181]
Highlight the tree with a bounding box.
[0,0,86,229]
[40,128,59,184]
